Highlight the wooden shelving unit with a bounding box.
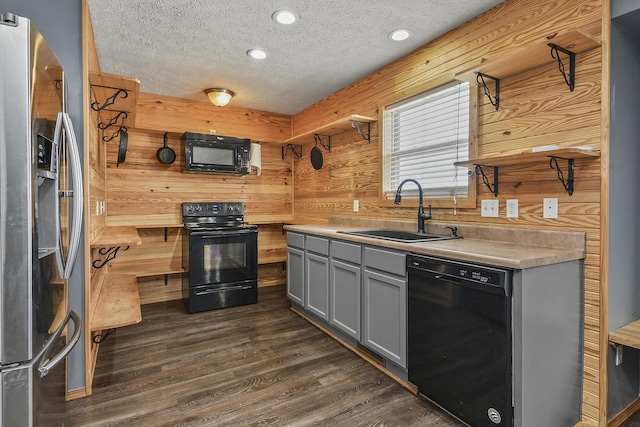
[284,114,376,145]
[109,260,184,277]
[455,147,600,196]
[609,320,640,349]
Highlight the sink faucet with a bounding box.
[394,179,432,234]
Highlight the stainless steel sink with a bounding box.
[337,229,460,243]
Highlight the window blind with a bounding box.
[383,81,470,199]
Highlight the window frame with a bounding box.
[377,77,478,209]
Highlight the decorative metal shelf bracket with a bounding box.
[352,120,371,143]
[98,111,127,131]
[282,144,302,160]
[476,72,500,110]
[475,164,499,196]
[92,245,130,269]
[314,133,331,152]
[90,88,128,112]
[549,156,575,196]
[548,43,576,91]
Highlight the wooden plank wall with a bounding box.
[102,96,294,295]
[290,0,604,424]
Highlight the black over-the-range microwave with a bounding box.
[182,132,251,174]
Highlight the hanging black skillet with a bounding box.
[116,128,128,167]
[310,140,323,170]
[156,132,175,164]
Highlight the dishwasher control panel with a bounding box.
[407,254,510,288]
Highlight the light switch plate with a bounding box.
[481,199,499,218]
[543,198,558,219]
[353,199,359,212]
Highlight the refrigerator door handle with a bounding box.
[54,112,84,279]
[37,310,82,378]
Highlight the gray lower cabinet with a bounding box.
[304,236,330,320]
[329,240,362,340]
[286,233,305,305]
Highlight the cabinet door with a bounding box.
[329,258,361,340]
[305,252,329,320]
[287,247,304,305]
[363,269,407,368]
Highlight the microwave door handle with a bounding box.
[57,112,84,279]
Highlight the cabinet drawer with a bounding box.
[287,232,305,249]
[331,240,361,264]
[364,246,406,277]
[306,235,329,256]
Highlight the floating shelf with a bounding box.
[610,320,640,349]
[455,148,600,196]
[108,260,184,278]
[285,114,376,145]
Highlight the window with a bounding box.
[382,81,472,202]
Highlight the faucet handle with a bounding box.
[443,225,458,237]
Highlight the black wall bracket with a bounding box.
[314,134,331,152]
[549,156,575,196]
[352,120,371,142]
[92,245,130,269]
[282,144,302,160]
[475,164,499,196]
[91,88,128,112]
[548,43,576,91]
[476,72,500,110]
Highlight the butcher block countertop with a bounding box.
[284,217,586,270]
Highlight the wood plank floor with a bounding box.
[63,285,466,427]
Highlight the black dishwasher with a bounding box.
[408,254,513,427]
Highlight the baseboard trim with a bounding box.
[66,387,87,401]
[609,397,640,427]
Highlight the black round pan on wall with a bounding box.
[310,145,323,170]
[156,132,176,164]
[116,130,127,167]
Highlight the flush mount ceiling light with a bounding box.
[388,29,412,41]
[204,88,235,107]
[247,49,267,59]
[272,9,298,25]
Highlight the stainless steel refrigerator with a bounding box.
[0,12,83,426]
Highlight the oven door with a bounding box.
[186,227,257,287]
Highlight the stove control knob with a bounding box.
[195,205,202,212]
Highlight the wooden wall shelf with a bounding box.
[285,114,375,145]
[455,147,600,196]
[455,28,601,84]
[90,226,142,248]
[109,260,184,278]
[609,320,640,349]
[91,273,141,332]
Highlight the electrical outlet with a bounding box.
[95,201,100,215]
[543,198,558,219]
[100,201,105,214]
[353,200,359,212]
[481,199,499,218]
[616,345,623,366]
[506,199,518,218]
[209,129,216,134]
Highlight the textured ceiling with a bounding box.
[88,0,504,115]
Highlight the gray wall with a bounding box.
[608,1,640,418]
[0,0,86,391]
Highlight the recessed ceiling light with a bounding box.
[388,29,412,41]
[247,49,267,60]
[272,10,298,25]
